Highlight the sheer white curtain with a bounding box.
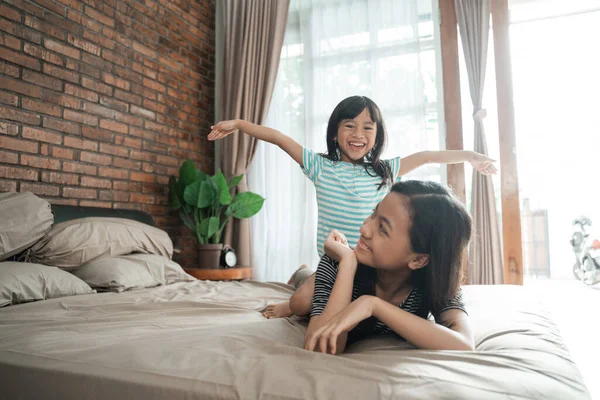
[248,0,444,282]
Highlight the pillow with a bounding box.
[30,217,173,270]
[0,192,53,261]
[0,261,95,307]
[72,253,195,292]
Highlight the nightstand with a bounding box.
[184,266,253,281]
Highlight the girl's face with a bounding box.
[335,108,377,164]
[354,192,429,271]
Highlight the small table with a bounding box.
[184,266,253,281]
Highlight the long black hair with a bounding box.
[391,180,472,312]
[321,96,393,189]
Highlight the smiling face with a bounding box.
[335,108,377,164]
[354,192,429,271]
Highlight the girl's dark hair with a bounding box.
[322,96,392,189]
[391,180,472,312]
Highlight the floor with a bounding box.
[525,279,599,399]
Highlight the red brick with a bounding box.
[142,162,167,174]
[64,136,98,151]
[81,126,114,142]
[101,49,126,66]
[63,187,97,199]
[130,171,154,183]
[102,26,131,47]
[113,157,141,170]
[64,109,98,126]
[42,11,79,34]
[141,65,157,79]
[56,0,84,12]
[142,77,165,93]
[41,171,78,185]
[113,181,141,191]
[80,151,111,165]
[82,102,115,118]
[80,200,111,208]
[43,118,79,135]
[0,136,38,153]
[99,96,128,113]
[144,140,168,153]
[129,127,155,141]
[114,112,142,127]
[0,61,19,78]
[22,127,63,144]
[130,193,155,204]
[81,76,112,96]
[99,119,128,134]
[34,0,65,16]
[23,43,64,66]
[66,9,100,32]
[99,142,128,157]
[42,90,81,110]
[81,52,112,70]
[99,190,128,201]
[20,182,59,196]
[0,105,41,125]
[64,84,97,102]
[132,41,156,58]
[22,70,62,91]
[0,179,18,191]
[0,121,19,136]
[114,135,142,149]
[129,105,155,120]
[102,72,130,90]
[84,5,114,27]
[21,154,61,170]
[67,33,101,56]
[50,146,74,160]
[0,17,41,44]
[82,28,114,50]
[0,32,21,50]
[0,165,38,181]
[63,161,97,175]
[114,89,142,105]
[0,91,18,107]
[24,15,65,40]
[99,167,129,179]
[43,63,79,83]
[0,150,18,164]
[81,176,111,189]
[45,39,80,60]
[0,46,40,70]
[40,144,49,155]
[0,4,21,21]
[113,202,143,211]
[156,154,179,167]
[21,98,61,117]
[144,120,169,134]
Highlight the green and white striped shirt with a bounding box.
[302,148,401,256]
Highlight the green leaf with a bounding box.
[227,174,243,189]
[179,160,197,187]
[183,181,201,206]
[213,170,231,205]
[196,168,208,182]
[168,176,181,209]
[197,181,217,208]
[179,210,195,232]
[198,216,219,240]
[229,192,265,219]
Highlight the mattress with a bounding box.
[0,281,590,399]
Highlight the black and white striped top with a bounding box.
[310,255,467,343]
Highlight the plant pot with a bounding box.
[196,243,223,269]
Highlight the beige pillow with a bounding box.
[0,261,95,307]
[72,253,195,292]
[30,217,173,270]
[0,192,54,261]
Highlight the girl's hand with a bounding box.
[208,120,239,141]
[324,229,353,262]
[469,152,497,175]
[305,296,375,354]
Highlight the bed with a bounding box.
[0,207,591,400]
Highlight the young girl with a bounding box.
[304,180,473,354]
[208,96,493,318]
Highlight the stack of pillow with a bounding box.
[0,192,194,307]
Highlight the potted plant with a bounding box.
[168,160,264,269]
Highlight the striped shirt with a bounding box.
[301,148,402,256]
[310,255,467,344]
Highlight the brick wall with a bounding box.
[0,0,215,266]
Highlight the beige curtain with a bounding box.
[455,0,503,284]
[215,0,289,267]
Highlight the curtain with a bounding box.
[455,0,503,284]
[215,0,290,268]
[248,0,443,282]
